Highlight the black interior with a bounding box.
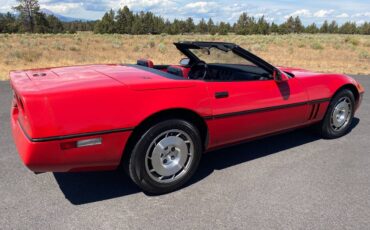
[188,63,272,81]
[167,66,184,77]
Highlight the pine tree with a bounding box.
[256,16,269,34]
[328,20,338,33]
[269,22,279,34]
[0,12,19,33]
[359,22,370,35]
[197,18,207,34]
[207,18,216,35]
[13,0,40,32]
[339,22,358,34]
[218,22,229,35]
[320,20,329,33]
[283,16,295,33]
[46,15,64,33]
[185,17,195,33]
[235,13,254,35]
[94,9,116,34]
[294,16,303,33]
[115,6,133,34]
[305,23,319,33]
[34,12,49,33]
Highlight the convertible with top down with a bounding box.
[10,41,364,194]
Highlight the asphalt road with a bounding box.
[1,76,370,230]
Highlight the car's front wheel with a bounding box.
[126,119,202,194]
[319,89,355,139]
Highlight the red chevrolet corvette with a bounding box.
[10,41,364,194]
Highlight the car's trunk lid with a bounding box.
[10,64,195,93]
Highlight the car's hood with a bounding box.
[277,66,326,78]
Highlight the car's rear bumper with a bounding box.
[11,107,132,172]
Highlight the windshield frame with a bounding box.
[174,41,276,75]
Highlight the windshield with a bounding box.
[189,47,256,66]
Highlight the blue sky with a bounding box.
[0,0,369,25]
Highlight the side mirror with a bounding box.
[273,69,289,83]
[180,58,190,66]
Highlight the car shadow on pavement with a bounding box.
[54,118,359,205]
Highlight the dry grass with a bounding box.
[1,32,370,80]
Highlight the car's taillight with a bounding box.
[14,93,24,112]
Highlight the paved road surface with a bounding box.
[1,76,369,229]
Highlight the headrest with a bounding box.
[167,66,190,78]
[137,59,154,68]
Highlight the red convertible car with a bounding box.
[10,41,364,194]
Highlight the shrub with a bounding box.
[69,46,80,51]
[311,42,324,50]
[344,37,360,46]
[359,51,370,60]
[147,41,155,48]
[158,43,166,53]
[112,40,122,48]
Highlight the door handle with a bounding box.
[215,91,229,99]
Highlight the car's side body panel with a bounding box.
[10,63,364,172]
[205,77,312,148]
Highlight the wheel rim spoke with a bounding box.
[330,96,352,131]
[145,129,194,184]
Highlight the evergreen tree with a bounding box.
[94,9,116,34]
[281,16,295,33]
[320,20,329,33]
[185,17,195,33]
[0,13,19,33]
[305,23,319,33]
[115,6,133,34]
[256,16,269,34]
[218,21,229,35]
[269,22,279,34]
[46,15,64,33]
[359,22,370,35]
[197,18,207,34]
[13,0,40,32]
[207,18,216,35]
[328,20,338,33]
[34,12,49,33]
[294,16,304,33]
[234,13,254,35]
[339,22,358,34]
[170,19,181,34]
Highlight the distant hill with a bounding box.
[41,9,89,22]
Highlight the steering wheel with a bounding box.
[188,61,208,80]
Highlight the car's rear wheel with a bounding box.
[319,89,355,139]
[126,119,202,194]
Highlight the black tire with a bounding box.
[319,89,355,139]
[125,119,202,194]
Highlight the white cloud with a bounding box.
[284,9,311,19]
[40,3,81,13]
[336,13,349,18]
[356,20,365,25]
[184,1,218,14]
[118,0,175,9]
[353,12,370,17]
[253,13,265,18]
[313,9,335,18]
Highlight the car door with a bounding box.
[206,78,309,148]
